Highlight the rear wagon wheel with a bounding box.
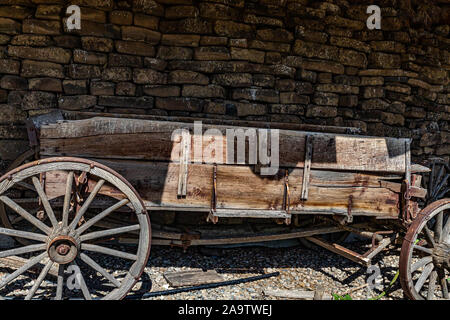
[400,199,450,300]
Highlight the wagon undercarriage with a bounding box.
[0,111,448,300]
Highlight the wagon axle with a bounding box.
[57,244,70,256]
[48,236,79,265]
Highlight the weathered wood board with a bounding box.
[0,256,58,278]
[40,117,409,174]
[62,110,361,135]
[43,159,401,218]
[163,270,224,287]
[263,289,333,300]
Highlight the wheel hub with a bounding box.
[432,242,450,270]
[48,235,79,264]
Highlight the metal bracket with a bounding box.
[347,195,353,223]
[301,135,313,201]
[177,130,190,198]
[283,169,291,225]
[207,164,218,224]
[335,195,353,224]
[402,179,412,223]
[402,139,412,223]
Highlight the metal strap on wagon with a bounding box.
[282,169,291,225]
[206,164,219,224]
[300,135,313,201]
[177,129,190,198]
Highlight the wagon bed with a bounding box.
[38,113,416,220]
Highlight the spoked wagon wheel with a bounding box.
[400,199,450,300]
[0,157,151,300]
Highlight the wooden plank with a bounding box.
[379,180,426,198]
[213,209,291,219]
[364,238,392,260]
[40,117,408,173]
[120,224,367,246]
[163,270,224,287]
[263,289,332,300]
[305,236,371,265]
[0,256,59,278]
[411,164,431,173]
[61,110,361,135]
[43,159,402,218]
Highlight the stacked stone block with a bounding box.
[0,0,449,168]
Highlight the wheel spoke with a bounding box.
[62,171,74,228]
[432,174,449,199]
[0,196,51,235]
[80,224,140,242]
[0,243,46,259]
[436,187,450,200]
[25,260,53,300]
[443,216,450,244]
[431,166,445,198]
[0,227,47,242]
[413,244,433,255]
[31,176,58,228]
[414,263,434,293]
[16,181,36,192]
[0,252,47,290]
[429,162,436,198]
[435,212,443,243]
[10,215,24,225]
[423,226,436,248]
[438,269,449,299]
[69,179,105,229]
[81,243,137,261]
[70,261,92,300]
[411,256,433,272]
[79,253,121,288]
[76,199,130,235]
[427,270,438,300]
[55,264,64,300]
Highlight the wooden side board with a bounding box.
[43,158,401,218]
[40,117,409,174]
[61,110,361,135]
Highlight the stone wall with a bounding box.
[0,0,449,169]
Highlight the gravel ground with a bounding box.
[135,240,405,300]
[0,239,406,300]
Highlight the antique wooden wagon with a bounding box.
[0,110,448,300]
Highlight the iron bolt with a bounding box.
[56,244,70,256]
